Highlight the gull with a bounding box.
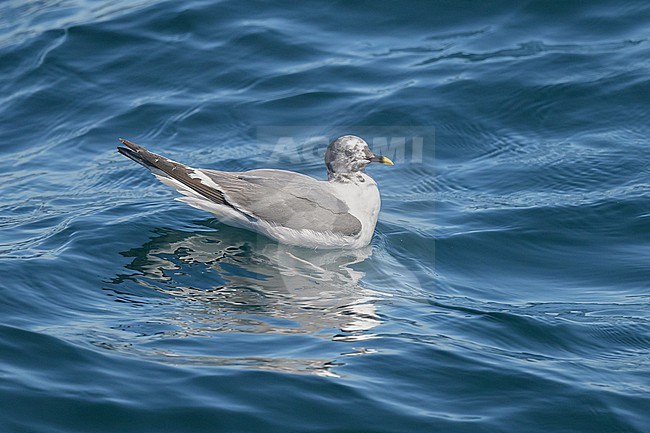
[117,135,393,249]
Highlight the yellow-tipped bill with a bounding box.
[370,154,394,165]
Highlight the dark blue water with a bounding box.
[1,1,649,432]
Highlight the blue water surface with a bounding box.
[1,1,649,432]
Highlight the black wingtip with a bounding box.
[118,138,141,152]
[117,144,153,169]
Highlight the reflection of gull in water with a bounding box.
[108,224,386,375]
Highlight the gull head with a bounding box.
[325,135,393,181]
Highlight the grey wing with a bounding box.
[202,169,362,236]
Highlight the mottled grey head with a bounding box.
[325,135,393,181]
